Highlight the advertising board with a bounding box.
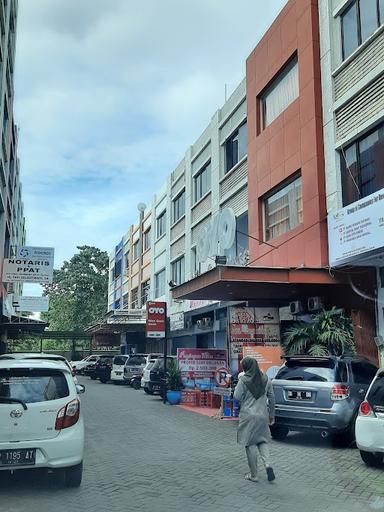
[13,296,49,313]
[177,348,227,389]
[146,301,166,338]
[17,246,55,263]
[2,258,54,284]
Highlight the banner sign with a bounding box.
[146,301,166,338]
[328,188,384,267]
[170,312,184,331]
[2,258,54,284]
[177,348,227,389]
[242,344,282,378]
[17,246,55,263]
[13,296,49,313]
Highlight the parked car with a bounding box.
[0,358,85,487]
[71,355,100,375]
[141,356,176,395]
[271,355,378,444]
[110,355,130,384]
[94,355,116,383]
[356,367,384,467]
[0,353,78,382]
[141,359,157,392]
[123,354,148,385]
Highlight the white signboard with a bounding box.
[2,294,15,319]
[170,312,184,331]
[17,246,55,263]
[328,189,384,267]
[13,296,49,313]
[2,258,54,284]
[197,208,236,263]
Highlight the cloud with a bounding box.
[15,0,287,266]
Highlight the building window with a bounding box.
[114,298,121,310]
[114,258,122,279]
[124,251,130,274]
[171,256,185,285]
[154,269,166,298]
[264,176,303,241]
[123,293,129,309]
[172,190,185,223]
[143,228,151,251]
[156,211,166,239]
[194,162,211,202]
[141,279,150,306]
[340,123,384,207]
[131,287,139,309]
[133,241,139,261]
[191,247,200,276]
[341,0,381,60]
[225,123,247,173]
[260,56,299,129]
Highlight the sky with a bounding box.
[14,0,287,296]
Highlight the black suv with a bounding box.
[143,356,176,395]
[93,355,116,383]
[271,355,378,444]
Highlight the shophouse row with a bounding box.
[106,0,384,367]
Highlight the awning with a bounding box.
[171,265,375,308]
[1,316,48,337]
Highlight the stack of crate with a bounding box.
[181,389,198,406]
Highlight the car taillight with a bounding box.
[55,398,80,430]
[72,368,77,376]
[359,400,375,417]
[331,385,349,401]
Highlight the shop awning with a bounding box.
[171,265,374,308]
[1,316,48,337]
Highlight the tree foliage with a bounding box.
[282,308,355,357]
[42,245,109,332]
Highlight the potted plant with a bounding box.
[166,360,183,405]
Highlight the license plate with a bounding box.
[152,385,161,391]
[0,449,36,466]
[115,371,122,375]
[287,390,312,400]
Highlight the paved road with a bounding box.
[1,377,383,512]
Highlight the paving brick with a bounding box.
[0,377,383,512]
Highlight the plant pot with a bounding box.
[166,390,182,405]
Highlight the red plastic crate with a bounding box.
[181,390,198,406]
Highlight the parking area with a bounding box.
[1,377,383,512]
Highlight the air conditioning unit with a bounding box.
[289,301,304,315]
[196,320,204,328]
[307,296,323,312]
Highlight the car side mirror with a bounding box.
[76,384,85,394]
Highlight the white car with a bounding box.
[71,355,99,375]
[356,367,384,468]
[110,355,130,383]
[0,359,85,487]
[0,353,78,383]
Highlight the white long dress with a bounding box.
[234,377,275,446]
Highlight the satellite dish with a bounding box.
[137,203,146,212]
[196,225,210,263]
[218,208,236,250]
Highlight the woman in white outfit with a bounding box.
[234,356,276,483]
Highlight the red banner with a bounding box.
[146,301,166,338]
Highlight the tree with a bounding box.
[42,245,109,332]
[282,308,355,357]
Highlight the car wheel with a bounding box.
[270,425,289,440]
[65,462,83,488]
[132,380,141,390]
[360,450,384,468]
[144,387,153,395]
[90,375,97,380]
[100,378,108,384]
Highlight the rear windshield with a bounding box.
[275,359,338,382]
[0,369,69,404]
[367,374,384,411]
[113,356,128,366]
[126,356,146,366]
[151,358,175,371]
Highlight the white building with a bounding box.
[109,79,249,353]
[319,0,384,364]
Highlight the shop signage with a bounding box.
[146,301,167,338]
[185,300,217,312]
[177,348,227,388]
[2,258,54,284]
[196,208,236,263]
[212,386,232,397]
[13,296,49,313]
[242,344,282,378]
[17,246,55,264]
[170,312,184,331]
[2,294,15,319]
[328,188,384,267]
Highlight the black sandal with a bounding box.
[266,467,275,482]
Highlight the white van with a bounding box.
[110,355,130,383]
[0,359,85,487]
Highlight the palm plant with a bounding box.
[282,308,355,357]
[166,360,183,391]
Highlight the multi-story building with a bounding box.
[108,80,249,353]
[0,0,27,338]
[173,0,378,363]
[319,0,384,364]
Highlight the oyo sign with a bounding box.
[146,301,167,338]
[196,208,236,263]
